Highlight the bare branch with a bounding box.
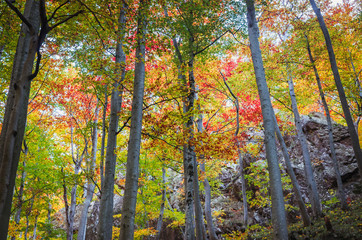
[5,0,35,34]
[48,0,70,22]
[49,11,83,30]
[194,30,229,56]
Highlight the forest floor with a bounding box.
[223,199,362,240]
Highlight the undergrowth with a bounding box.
[223,200,362,240]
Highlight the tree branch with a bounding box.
[5,0,35,34]
[194,30,229,56]
[48,0,70,22]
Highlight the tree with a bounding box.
[0,1,81,238]
[309,0,362,177]
[97,3,127,239]
[119,0,148,239]
[245,0,288,239]
[305,34,348,210]
[287,66,322,217]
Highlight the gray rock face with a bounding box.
[52,194,123,239]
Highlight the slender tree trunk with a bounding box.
[97,4,126,240]
[67,126,87,240]
[62,169,71,238]
[309,0,362,177]
[187,58,206,240]
[163,6,196,238]
[273,113,311,226]
[287,70,322,217]
[305,35,348,210]
[245,1,288,239]
[192,153,207,240]
[47,196,52,237]
[100,85,108,190]
[24,198,34,240]
[0,44,4,60]
[197,115,218,240]
[155,168,166,240]
[32,214,38,240]
[0,1,40,238]
[222,72,249,227]
[67,162,81,240]
[78,108,99,240]
[119,1,147,239]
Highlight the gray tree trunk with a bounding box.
[245,1,288,239]
[197,115,218,240]
[162,6,197,239]
[32,214,38,240]
[192,153,207,240]
[100,86,108,190]
[97,4,126,240]
[78,107,99,240]
[0,44,4,60]
[188,58,206,240]
[67,125,87,240]
[305,35,348,210]
[118,1,147,239]
[0,1,40,238]
[273,113,311,226]
[222,71,249,227]
[155,168,166,240]
[309,0,362,177]
[287,70,322,217]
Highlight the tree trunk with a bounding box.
[67,162,81,240]
[245,0,288,239]
[163,6,197,238]
[100,85,108,190]
[0,44,4,60]
[97,4,126,240]
[305,35,348,210]
[273,113,311,226]
[78,108,99,240]
[309,0,362,177]
[222,71,249,227]
[155,168,166,240]
[287,70,322,217]
[32,214,38,240]
[118,1,147,239]
[197,114,218,240]
[187,58,206,240]
[0,1,40,238]
[24,198,34,240]
[193,153,207,240]
[11,159,27,240]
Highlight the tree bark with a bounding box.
[78,107,99,240]
[287,69,322,217]
[305,35,348,210]
[222,71,249,227]
[197,114,218,240]
[155,168,166,240]
[309,0,362,177]
[0,1,40,238]
[97,4,126,240]
[245,0,288,239]
[100,86,108,190]
[193,153,207,240]
[118,1,147,239]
